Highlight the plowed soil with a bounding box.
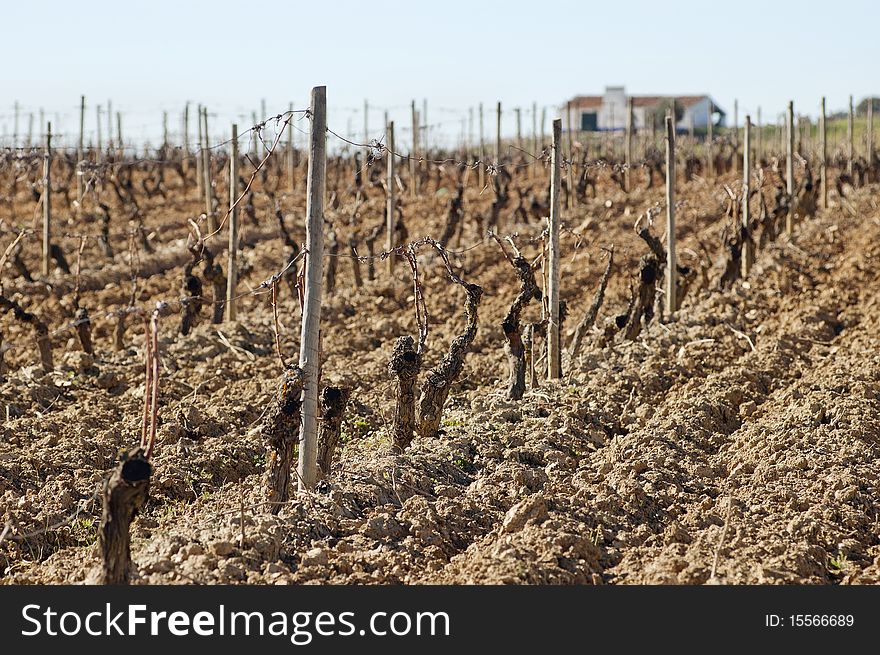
[2,160,879,585]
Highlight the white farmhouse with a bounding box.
[563,86,726,133]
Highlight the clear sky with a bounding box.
[1,0,875,149]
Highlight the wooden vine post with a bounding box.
[786,101,795,234]
[226,124,239,321]
[410,100,419,198]
[515,107,522,151]
[847,95,854,176]
[625,96,634,192]
[42,123,52,277]
[96,105,102,156]
[547,118,562,380]
[287,101,296,193]
[202,107,215,232]
[742,115,752,278]
[566,100,575,208]
[733,99,739,171]
[665,114,677,315]
[820,97,827,209]
[495,101,502,167]
[77,95,85,205]
[386,121,396,276]
[707,101,714,178]
[297,85,327,492]
[478,103,485,188]
[116,113,123,154]
[196,104,204,199]
[756,107,762,162]
[183,102,190,157]
[868,97,874,167]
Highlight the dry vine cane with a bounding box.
[95,304,164,584]
[568,245,614,359]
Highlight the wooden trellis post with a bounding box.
[742,115,752,278]
[183,102,190,156]
[226,124,239,321]
[478,103,485,188]
[410,100,418,198]
[786,101,795,234]
[625,97,633,192]
[363,99,369,145]
[732,99,739,171]
[665,114,677,316]
[495,101,502,165]
[287,101,296,193]
[868,97,874,166]
[116,113,123,154]
[107,100,113,151]
[515,107,522,152]
[820,97,827,209]
[386,121,395,276]
[77,95,85,205]
[42,122,52,277]
[96,105,102,154]
[196,104,204,198]
[566,101,574,208]
[202,107,215,232]
[297,85,327,493]
[707,100,714,178]
[547,118,562,380]
[756,106,762,162]
[847,95,854,176]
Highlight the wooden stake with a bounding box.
[847,94,854,176]
[665,115,677,315]
[868,96,874,165]
[625,97,633,192]
[742,115,752,278]
[478,103,485,188]
[410,100,418,198]
[287,102,296,193]
[386,121,395,276]
[547,118,562,380]
[297,86,327,493]
[756,106,762,162]
[183,102,190,156]
[42,122,52,277]
[820,97,827,209]
[107,100,113,151]
[733,99,739,160]
[202,107,215,232]
[77,95,85,204]
[786,101,795,234]
[116,112,123,154]
[226,124,239,321]
[707,99,714,178]
[495,101,502,165]
[515,107,522,152]
[363,99,369,144]
[96,105,102,153]
[12,101,18,147]
[196,104,204,198]
[566,101,574,208]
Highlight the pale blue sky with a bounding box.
[1,0,875,149]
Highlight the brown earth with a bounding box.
[1,157,879,585]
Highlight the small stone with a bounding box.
[739,401,757,417]
[301,547,328,568]
[500,494,548,534]
[211,541,236,556]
